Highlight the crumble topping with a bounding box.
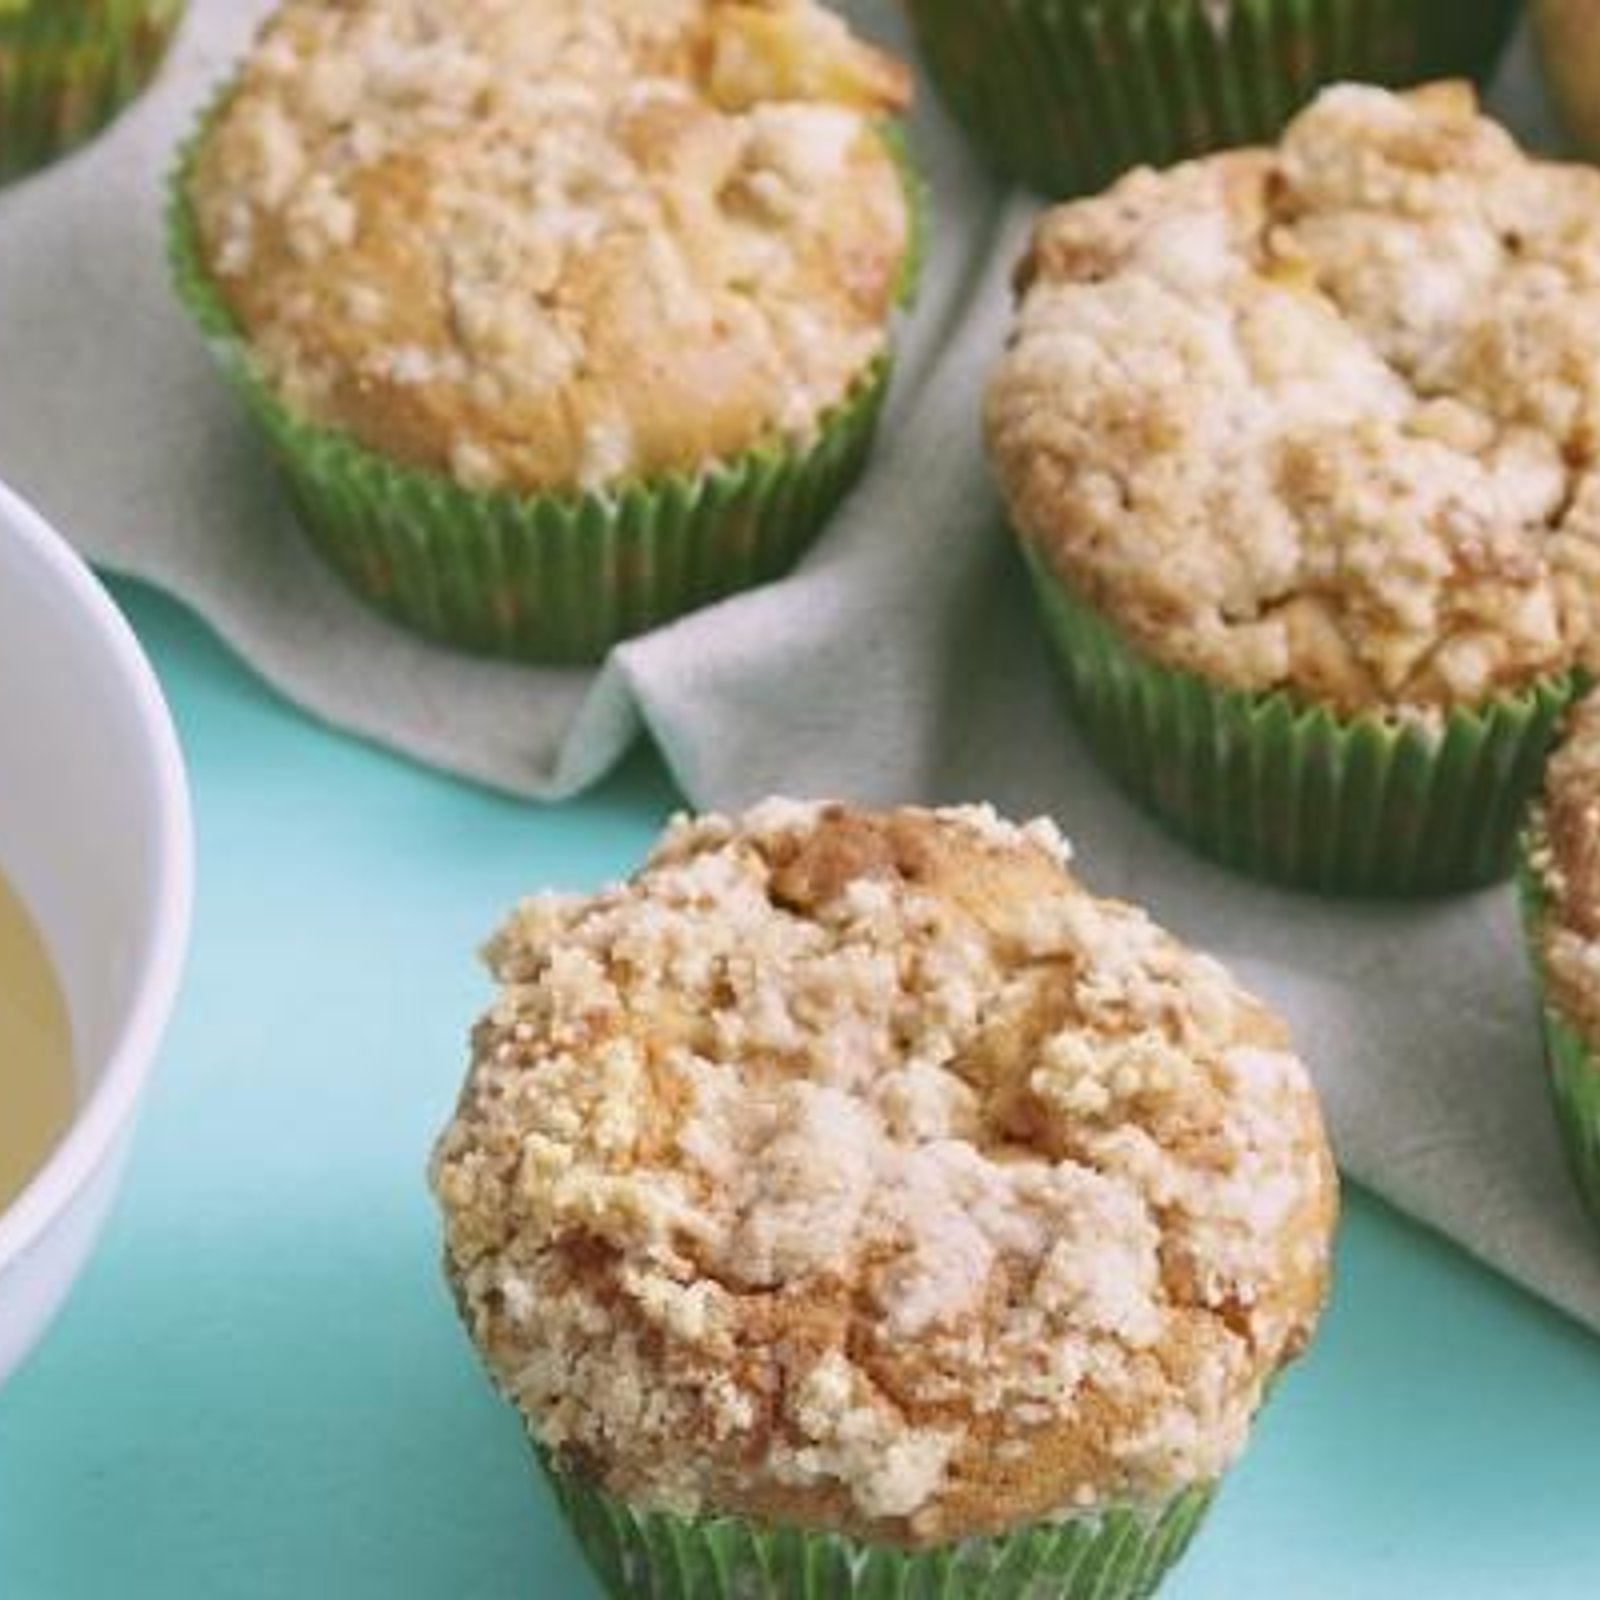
[432,801,1336,1544]
[189,0,910,493]
[988,83,1600,717]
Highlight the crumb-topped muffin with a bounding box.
[992,81,1600,717]
[432,801,1337,1597]
[987,83,1593,894]
[173,0,915,660]
[1524,692,1600,1227]
[187,0,910,494]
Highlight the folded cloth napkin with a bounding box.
[2,2,1597,1333]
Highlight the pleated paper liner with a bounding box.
[0,0,184,184]
[904,0,1518,197]
[1518,841,1600,1230]
[546,1462,1215,1600]
[1025,548,1580,897]
[168,122,921,665]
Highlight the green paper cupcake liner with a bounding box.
[0,0,184,184]
[1518,846,1600,1230]
[905,0,1519,197]
[545,1464,1215,1600]
[167,120,920,664]
[1026,549,1581,897]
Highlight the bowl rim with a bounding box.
[0,481,195,1271]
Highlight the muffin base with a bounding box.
[168,122,918,664]
[1518,851,1600,1230]
[0,0,184,184]
[905,0,1518,196]
[1026,550,1579,896]
[547,1465,1215,1600]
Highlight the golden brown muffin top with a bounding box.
[1532,692,1600,1038]
[431,801,1337,1546]
[187,0,910,494]
[988,82,1600,719]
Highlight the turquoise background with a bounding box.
[3,582,1600,1598]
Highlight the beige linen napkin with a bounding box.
[2,4,1598,1332]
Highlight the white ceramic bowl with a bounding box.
[0,482,193,1386]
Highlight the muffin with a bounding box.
[904,0,1518,198]
[0,0,185,183]
[1522,692,1600,1230]
[171,0,915,662]
[431,800,1338,1599]
[987,82,1599,897]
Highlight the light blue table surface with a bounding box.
[3,580,1600,1599]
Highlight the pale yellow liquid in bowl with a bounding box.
[0,872,75,1214]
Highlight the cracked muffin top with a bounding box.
[988,82,1600,719]
[186,0,911,494]
[1530,691,1600,1039]
[431,800,1337,1546]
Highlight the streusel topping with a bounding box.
[432,801,1336,1545]
[188,0,910,493]
[1532,692,1600,1038]
[988,83,1600,716]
